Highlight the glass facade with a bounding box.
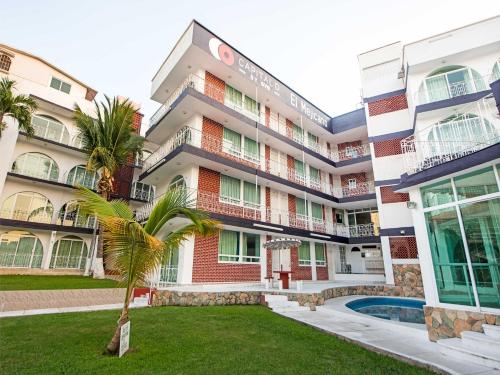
[422,164,500,309]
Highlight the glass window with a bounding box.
[335,209,344,224]
[294,159,305,179]
[132,182,155,202]
[243,95,259,116]
[0,54,11,72]
[50,77,71,94]
[425,207,475,306]
[220,175,240,204]
[307,132,318,147]
[66,165,98,190]
[224,85,242,108]
[31,115,70,144]
[454,167,498,200]
[0,231,43,268]
[298,241,311,265]
[242,233,260,262]
[0,192,53,223]
[315,243,326,266]
[243,181,260,208]
[309,166,320,184]
[459,198,500,309]
[169,175,186,190]
[50,236,88,270]
[296,198,308,217]
[311,202,323,220]
[244,137,259,162]
[57,201,95,228]
[12,152,59,181]
[421,179,454,208]
[348,179,357,189]
[218,230,239,262]
[223,128,241,156]
[293,124,304,144]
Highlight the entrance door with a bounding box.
[272,248,291,280]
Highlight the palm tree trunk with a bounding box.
[106,287,133,355]
[93,171,112,279]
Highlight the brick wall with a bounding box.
[191,233,261,282]
[337,140,362,160]
[373,137,404,157]
[285,119,294,140]
[288,194,296,214]
[389,236,418,259]
[266,235,272,278]
[265,106,270,127]
[290,246,312,281]
[204,71,225,103]
[265,145,271,173]
[202,116,223,153]
[198,167,220,194]
[265,187,271,221]
[340,172,366,186]
[367,93,408,116]
[380,185,409,203]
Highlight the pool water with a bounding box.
[346,297,425,324]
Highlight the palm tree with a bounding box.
[77,187,219,355]
[74,96,144,278]
[0,78,38,137]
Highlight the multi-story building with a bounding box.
[138,21,383,287]
[359,16,500,338]
[0,44,148,275]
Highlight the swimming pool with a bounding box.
[346,297,425,324]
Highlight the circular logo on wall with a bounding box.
[209,38,234,66]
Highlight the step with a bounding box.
[483,324,500,340]
[461,331,500,355]
[132,297,150,306]
[272,306,310,313]
[438,338,500,369]
[264,294,288,303]
[267,301,300,309]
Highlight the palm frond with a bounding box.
[76,187,133,221]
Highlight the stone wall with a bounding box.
[152,290,262,307]
[424,306,500,341]
[393,263,423,293]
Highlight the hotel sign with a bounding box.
[192,23,329,128]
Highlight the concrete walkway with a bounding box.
[273,296,500,375]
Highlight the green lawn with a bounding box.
[0,275,119,291]
[0,306,432,375]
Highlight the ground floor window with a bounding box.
[159,248,179,285]
[298,241,311,265]
[50,236,88,270]
[423,164,500,309]
[218,230,260,263]
[315,243,326,266]
[0,231,43,268]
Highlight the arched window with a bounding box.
[169,175,186,190]
[0,54,11,72]
[0,192,53,223]
[0,231,43,268]
[493,59,500,82]
[50,236,88,270]
[66,165,98,189]
[131,182,155,202]
[57,201,96,228]
[73,133,84,149]
[31,115,70,145]
[418,65,487,103]
[11,152,59,181]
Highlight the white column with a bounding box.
[177,235,195,284]
[0,117,18,194]
[310,241,317,281]
[41,231,57,269]
[381,236,394,284]
[260,235,267,282]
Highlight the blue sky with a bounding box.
[2,0,499,125]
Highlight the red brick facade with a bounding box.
[389,236,418,259]
[202,116,223,153]
[285,119,294,140]
[198,167,220,194]
[340,172,366,186]
[265,145,271,173]
[266,235,272,278]
[192,234,261,282]
[337,140,362,160]
[204,71,225,103]
[265,106,271,127]
[373,137,404,157]
[291,247,312,281]
[367,93,408,116]
[380,185,410,204]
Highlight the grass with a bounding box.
[0,306,432,375]
[0,275,119,291]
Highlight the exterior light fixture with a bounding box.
[407,201,417,209]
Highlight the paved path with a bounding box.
[275,296,500,375]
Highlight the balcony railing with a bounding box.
[0,208,96,229]
[135,188,378,238]
[402,97,499,174]
[0,253,43,268]
[148,73,370,163]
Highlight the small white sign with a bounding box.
[119,321,130,358]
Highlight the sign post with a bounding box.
[119,321,130,358]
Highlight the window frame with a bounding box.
[298,241,311,266]
[50,76,72,94]
[219,174,261,209]
[218,230,260,264]
[315,243,326,267]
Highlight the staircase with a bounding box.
[437,324,500,369]
[264,294,310,313]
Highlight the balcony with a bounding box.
[0,208,96,229]
[402,97,500,175]
[147,73,370,164]
[143,126,375,200]
[135,188,379,239]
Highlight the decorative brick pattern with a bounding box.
[316,250,329,280]
[290,246,312,281]
[288,194,296,214]
[192,233,261,283]
[265,145,271,173]
[389,236,418,259]
[337,140,362,160]
[198,167,220,194]
[204,71,225,103]
[368,93,408,116]
[265,106,270,127]
[424,306,500,342]
[340,172,366,186]
[380,185,409,204]
[285,119,294,140]
[265,187,271,221]
[202,117,223,153]
[373,137,404,157]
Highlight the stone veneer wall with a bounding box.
[424,306,500,342]
[392,264,423,295]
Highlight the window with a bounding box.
[169,175,186,190]
[311,202,323,221]
[66,165,98,190]
[0,231,43,268]
[315,243,326,266]
[298,241,311,265]
[493,59,500,81]
[0,192,53,223]
[218,230,260,263]
[421,179,454,208]
[159,248,179,285]
[454,167,498,200]
[243,181,260,208]
[57,201,95,228]
[50,77,71,94]
[11,152,59,181]
[309,166,320,186]
[0,53,11,71]
[223,128,241,156]
[31,115,70,144]
[244,137,259,163]
[348,179,357,189]
[225,85,243,109]
[294,159,305,181]
[50,236,88,270]
[243,96,259,116]
[132,182,155,202]
[296,197,308,217]
[293,124,304,144]
[335,209,344,224]
[307,132,318,150]
[220,175,241,204]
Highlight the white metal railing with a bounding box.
[332,181,376,198]
[0,253,43,268]
[135,188,378,238]
[50,255,86,270]
[333,144,371,162]
[364,259,385,274]
[402,96,500,174]
[0,208,53,224]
